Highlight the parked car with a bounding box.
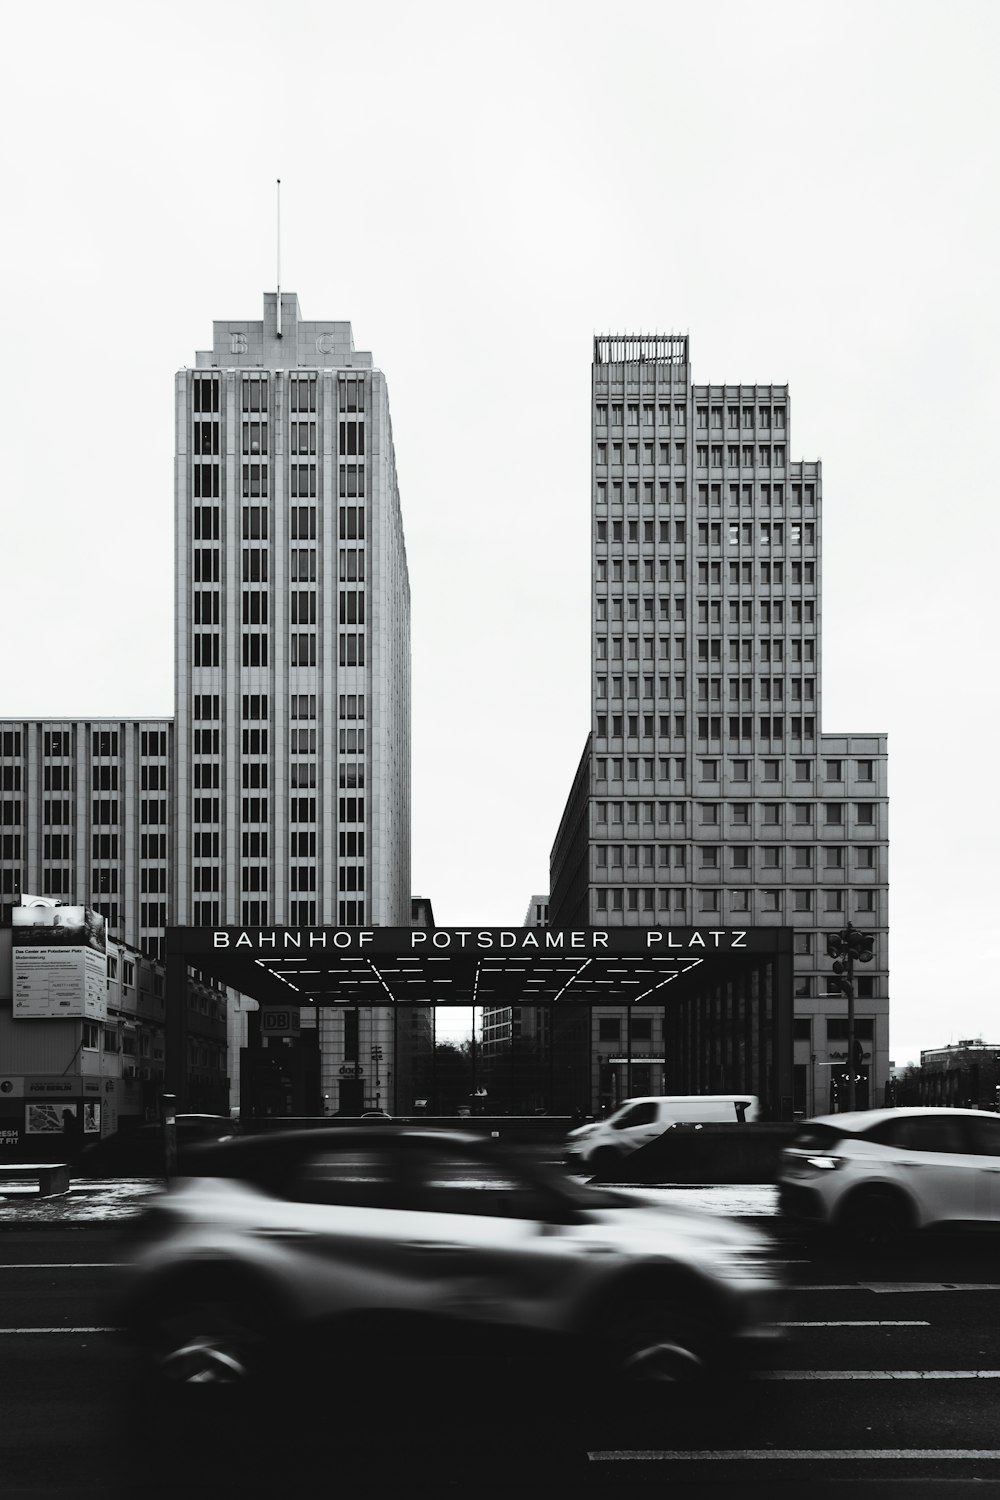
[566,1095,760,1179]
[75,1115,238,1177]
[778,1106,1000,1243]
[117,1127,786,1390]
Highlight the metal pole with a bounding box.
[846,940,856,1113]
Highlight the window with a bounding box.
[856,760,875,782]
[598,1017,620,1042]
[855,803,876,825]
[855,847,875,869]
[761,890,781,912]
[730,891,750,911]
[824,891,844,912]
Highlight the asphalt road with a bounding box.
[1,1224,1000,1499]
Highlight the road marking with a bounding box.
[779,1320,929,1327]
[589,1449,1000,1462]
[755,1369,1000,1380]
[0,1327,119,1334]
[798,1282,1000,1293]
[0,1263,125,1270]
[862,1282,1000,1294]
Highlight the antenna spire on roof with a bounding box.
[276,178,282,339]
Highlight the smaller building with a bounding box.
[892,1039,1000,1112]
[0,897,227,1158]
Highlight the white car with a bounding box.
[118,1127,786,1389]
[567,1095,760,1179]
[778,1106,1000,1242]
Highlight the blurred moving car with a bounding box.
[118,1127,785,1390]
[566,1095,760,1179]
[778,1106,1000,1243]
[75,1114,238,1177]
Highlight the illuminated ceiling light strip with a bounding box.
[631,957,704,1003]
[366,961,396,1003]
[471,963,482,1007]
[552,958,592,1004]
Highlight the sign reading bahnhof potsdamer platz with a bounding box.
[164,925,794,1112]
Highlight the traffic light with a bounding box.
[826,933,846,959]
[847,928,875,963]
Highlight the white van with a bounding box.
[565,1094,760,1176]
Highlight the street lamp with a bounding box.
[826,924,875,1111]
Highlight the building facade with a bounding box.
[549,335,888,1116]
[0,720,173,958]
[175,293,412,1114]
[0,293,414,1122]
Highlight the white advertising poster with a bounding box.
[11,905,108,1020]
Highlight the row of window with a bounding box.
[198,505,366,552]
[192,373,365,417]
[191,778,365,828]
[594,403,788,432]
[594,754,874,784]
[596,442,791,470]
[597,596,816,626]
[193,458,367,502]
[595,801,879,827]
[597,637,816,665]
[192,631,368,669]
[592,886,880,917]
[595,843,877,869]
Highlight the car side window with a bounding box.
[891,1117,972,1154]
[963,1117,1000,1158]
[291,1146,401,1209]
[612,1102,658,1130]
[404,1149,551,1221]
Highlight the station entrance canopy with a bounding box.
[164,925,793,1117]
[165,925,790,1010]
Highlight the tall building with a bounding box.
[178,293,413,1114]
[550,334,888,1116]
[0,292,415,1121]
[175,292,410,933]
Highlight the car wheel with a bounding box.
[146,1290,271,1386]
[610,1298,713,1385]
[590,1147,623,1183]
[839,1187,911,1249]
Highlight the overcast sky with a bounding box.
[2,1,997,1063]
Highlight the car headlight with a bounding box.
[804,1154,841,1170]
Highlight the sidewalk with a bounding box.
[0,1177,162,1226]
[0,1174,779,1227]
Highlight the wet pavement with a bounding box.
[0,1172,778,1226]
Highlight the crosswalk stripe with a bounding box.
[755,1369,1000,1380]
[589,1449,1000,1462]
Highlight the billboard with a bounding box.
[11,904,108,1020]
